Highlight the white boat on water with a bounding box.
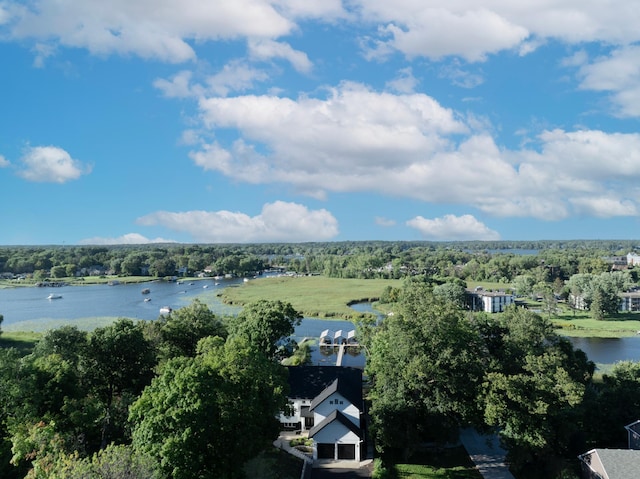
[47,293,62,300]
[144,298,151,302]
[159,306,172,315]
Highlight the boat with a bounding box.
[203,285,208,289]
[159,306,172,315]
[144,298,151,302]
[141,288,151,294]
[47,293,62,300]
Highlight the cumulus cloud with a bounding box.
[407,214,500,241]
[575,45,640,117]
[354,1,640,62]
[136,201,339,243]
[184,81,640,221]
[0,155,9,167]
[248,39,313,73]
[3,0,294,63]
[79,233,176,245]
[17,146,90,183]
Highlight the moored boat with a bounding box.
[47,293,62,300]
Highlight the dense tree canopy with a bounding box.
[129,337,288,479]
[229,300,302,359]
[367,279,486,456]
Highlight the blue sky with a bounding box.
[2,1,640,244]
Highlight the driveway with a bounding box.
[311,463,373,479]
[459,428,515,479]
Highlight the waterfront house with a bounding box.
[280,366,364,461]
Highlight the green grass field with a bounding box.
[0,331,42,355]
[392,447,483,479]
[221,276,400,319]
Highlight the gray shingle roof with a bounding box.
[588,449,640,479]
[285,366,362,401]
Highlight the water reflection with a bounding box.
[569,336,640,365]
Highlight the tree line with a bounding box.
[0,299,301,479]
[365,278,640,478]
[1,240,639,282]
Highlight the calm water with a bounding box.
[0,277,248,331]
[0,278,365,367]
[14,285,638,368]
[569,337,640,365]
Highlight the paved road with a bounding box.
[459,428,515,479]
[311,464,373,479]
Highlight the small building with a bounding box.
[320,329,335,346]
[627,253,640,267]
[333,330,348,345]
[619,292,640,312]
[466,288,515,313]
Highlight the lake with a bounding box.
[569,336,640,367]
[0,278,245,331]
[0,278,365,367]
[8,283,637,369]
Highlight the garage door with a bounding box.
[337,443,355,460]
[317,443,334,459]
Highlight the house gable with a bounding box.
[308,409,363,440]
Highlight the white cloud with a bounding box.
[17,146,90,183]
[0,155,9,168]
[569,196,638,218]
[354,1,640,62]
[385,67,418,93]
[136,201,339,242]
[79,233,176,245]
[407,214,500,241]
[273,0,346,20]
[438,60,484,89]
[186,82,640,221]
[375,216,396,227]
[4,0,295,63]
[154,70,199,99]
[378,9,529,62]
[206,60,270,96]
[248,39,313,74]
[576,45,640,117]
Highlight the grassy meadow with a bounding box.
[221,275,400,320]
[0,331,42,355]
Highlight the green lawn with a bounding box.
[392,447,483,479]
[221,276,400,320]
[0,331,42,355]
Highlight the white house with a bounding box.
[308,376,363,461]
[279,366,364,461]
[279,366,362,433]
